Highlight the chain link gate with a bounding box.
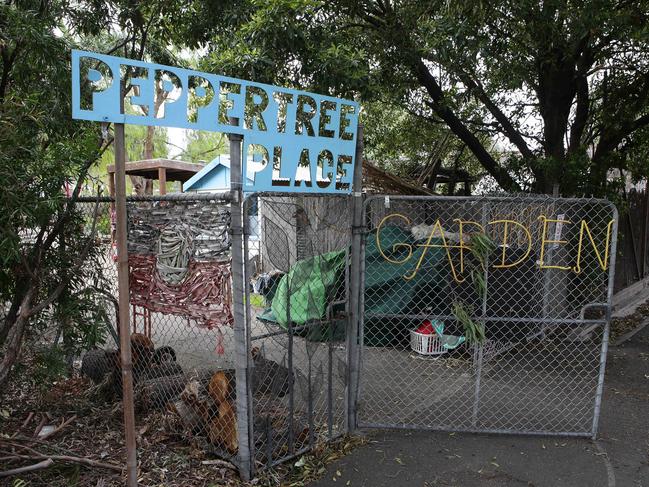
[356,195,618,438]
[242,194,353,473]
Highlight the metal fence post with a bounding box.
[241,194,257,473]
[591,205,619,438]
[114,122,138,487]
[471,199,488,428]
[228,126,252,480]
[347,124,364,432]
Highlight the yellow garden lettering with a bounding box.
[376,213,616,281]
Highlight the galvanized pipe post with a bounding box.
[471,199,488,428]
[228,124,253,480]
[241,194,257,475]
[346,124,363,432]
[641,185,649,278]
[591,205,619,438]
[114,121,138,487]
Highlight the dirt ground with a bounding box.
[0,353,356,487]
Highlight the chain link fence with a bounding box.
[77,194,246,470]
[358,195,618,437]
[244,194,352,471]
[75,193,354,478]
[71,192,618,481]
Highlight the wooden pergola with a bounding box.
[107,158,204,196]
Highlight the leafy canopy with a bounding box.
[185,0,649,196]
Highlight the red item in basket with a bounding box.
[416,319,434,335]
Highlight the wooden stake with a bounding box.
[114,121,138,487]
[158,167,167,195]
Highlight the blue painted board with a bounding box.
[71,50,359,194]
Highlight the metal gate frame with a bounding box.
[353,194,619,439]
[240,191,354,475]
[231,126,365,479]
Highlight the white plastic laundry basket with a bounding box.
[410,329,447,356]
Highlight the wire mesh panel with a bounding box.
[78,195,244,466]
[126,196,242,460]
[71,198,121,350]
[358,195,618,436]
[245,194,352,471]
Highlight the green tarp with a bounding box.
[363,225,451,346]
[269,250,346,327]
[259,225,452,346]
[257,249,347,342]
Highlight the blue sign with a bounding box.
[72,50,359,193]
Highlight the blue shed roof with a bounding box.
[183,155,256,192]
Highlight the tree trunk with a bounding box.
[129,176,144,196]
[534,43,579,194]
[139,82,168,196]
[144,125,156,160]
[127,82,166,196]
[0,289,34,388]
[0,287,25,348]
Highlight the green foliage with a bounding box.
[52,285,112,349]
[0,4,105,302]
[0,0,148,385]
[452,301,485,345]
[180,130,227,163]
[469,233,496,268]
[249,293,266,308]
[451,233,496,345]
[31,345,70,386]
[188,0,649,196]
[93,212,112,236]
[362,100,487,189]
[124,124,168,161]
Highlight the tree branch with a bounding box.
[37,138,112,265]
[0,450,121,473]
[569,42,594,154]
[460,74,535,160]
[631,112,649,132]
[0,458,53,478]
[0,289,34,386]
[568,74,590,153]
[593,74,649,165]
[415,60,521,192]
[0,43,20,103]
[28,196,102,318]
[106,36,135,55]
